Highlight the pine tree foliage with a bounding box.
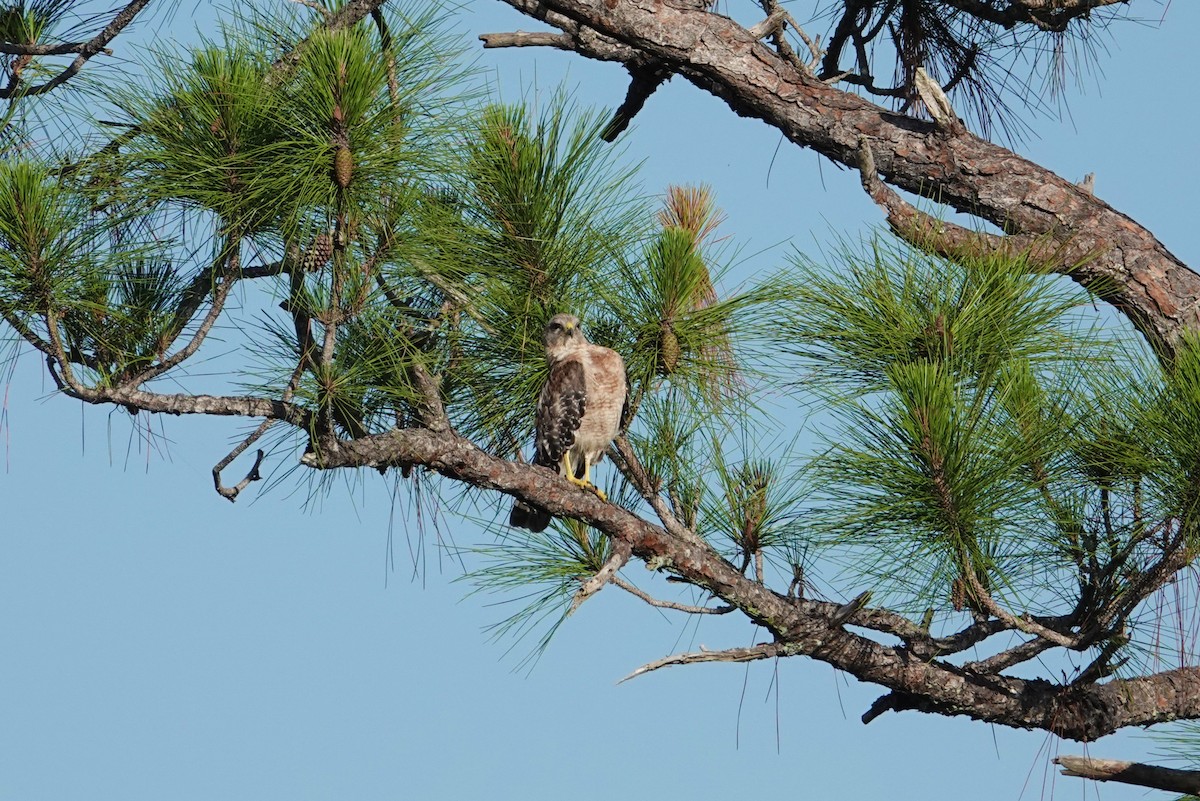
[10,0,1200,774]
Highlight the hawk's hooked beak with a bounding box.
[563,320,575,332]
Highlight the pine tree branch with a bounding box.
[964,637,1056,675]
[491,0,1199,359]
[0,0,154,99]
[601,59,671,142]
[294,422,1200,740]
[213,440,270,502]
[133,234,240,385]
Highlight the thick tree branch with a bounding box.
[292,422,1200,741]
[494,0,1199,359]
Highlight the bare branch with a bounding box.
[1054,755,1200,795]
[619,642,787,683]
[611,575,734,615]
[964,637,1055,675]
[133,236,240,385]
[568,539,632,616]
[601,60,671,142]
[214,443,270,502]
[479,31,572,49]
[854,137,1096,278]
[74,385,313,429]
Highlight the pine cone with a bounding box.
[334,145,353,189]
[302,231,334,272]
[950,576,967,612]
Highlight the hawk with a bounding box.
[509,314,627,532]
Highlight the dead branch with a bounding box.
[964,637,1055,675]
[611,575,734,615]
[479,31,572,49]
[214,443,269,502]
[619,642,788,683]
[1054,755,1200,795]
[568,539,633,615]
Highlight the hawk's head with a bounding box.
[544,313,587,361]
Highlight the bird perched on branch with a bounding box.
[510,314,627,532]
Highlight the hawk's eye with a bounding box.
[549,322,562,331]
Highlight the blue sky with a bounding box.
[1,1,1194,799]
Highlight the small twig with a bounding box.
[213,439,270,502]
[611,575,734,615]
[133,234,240,385]
[567,539,633,616]
[370,8,399,108]
[610,434,699,544]
[955,557,1079,647]
[619,641,788,683]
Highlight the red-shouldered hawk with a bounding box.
[509,313,627,532]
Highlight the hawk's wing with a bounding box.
[534,357,587,476]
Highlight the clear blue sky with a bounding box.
[1,2,1193,799]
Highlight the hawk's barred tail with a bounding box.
[509,499,552,532]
